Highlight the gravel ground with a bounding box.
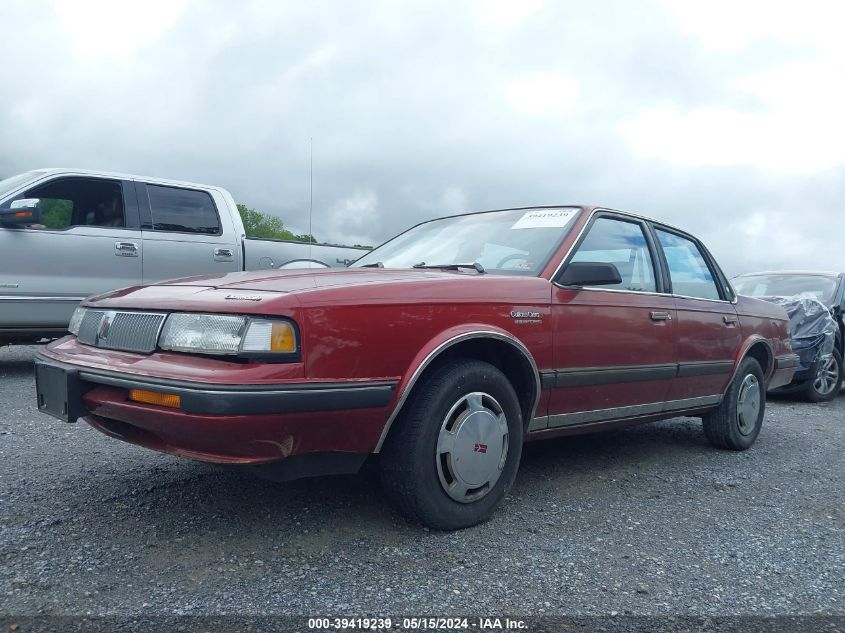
[1,345,843,618]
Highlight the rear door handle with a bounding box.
[723,315,738,326]
[214,248,234,262]
[114,241,139,257]
[650,311,672,321]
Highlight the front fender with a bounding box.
[372,323,541,452]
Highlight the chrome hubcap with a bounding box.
[736,374,761,436]
[436,392,509,503]
[813,354,839,396]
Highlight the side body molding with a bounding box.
[372,328,542,453]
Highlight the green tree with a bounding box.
[40,198,72,229]
[237,204,315,242]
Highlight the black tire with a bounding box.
[802,349,843,403]
[380,358,523,530]
[702,357,765,451]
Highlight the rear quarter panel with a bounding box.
[735,295,793,386]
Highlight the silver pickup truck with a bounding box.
[0,168,369,346]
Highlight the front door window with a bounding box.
[569,217,657,293]
[11,178,126,230]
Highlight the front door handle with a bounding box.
[114,241,139,257]
[650,311,672,321]
[723,315,739,326]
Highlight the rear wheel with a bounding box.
[702,357,765,450]
[803,349,842,402]
[380,359,523,530]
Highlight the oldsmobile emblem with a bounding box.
[96,311,116,343]
[224,294,263,302]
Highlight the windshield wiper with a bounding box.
[359,261,384,268]
[412,262,486,274]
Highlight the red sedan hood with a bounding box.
[85,267,547,313]
[153,268,464,293]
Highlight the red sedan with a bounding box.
[35,206,797,529]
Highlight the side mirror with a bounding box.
[0,198,42,226]
[558,261,622,287]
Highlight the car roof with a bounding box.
[734,270,843,279]
[20,168,224,192]
[420,204,694,235]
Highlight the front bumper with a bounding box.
[35,354,397,466]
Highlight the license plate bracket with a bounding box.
[35,361,87,423]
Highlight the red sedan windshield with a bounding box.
[352,207,582,276]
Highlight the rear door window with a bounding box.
[146,185,221,235]
[655,229,721,300]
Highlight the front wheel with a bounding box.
[702,357,765,451]
[803,349,843,403]
[380,359,523,530]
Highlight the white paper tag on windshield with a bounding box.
[511,208,577,229]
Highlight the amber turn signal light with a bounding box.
[240,319,298,354]
[129,389,181,409]
[270,322,296,352]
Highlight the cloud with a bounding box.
[470,0,546,30]
[52,0,187,57]
[440,187,468,213]
[622,58,845,173]
[626,1,845,173]
[321,190,380,246]
[0,0,843,276]
[503,71,581,116]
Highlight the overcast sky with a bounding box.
[1,0,843,275]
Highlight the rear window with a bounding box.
[146,185,221,235]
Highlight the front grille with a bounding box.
[77,310,166,354]
[77,310,105,345]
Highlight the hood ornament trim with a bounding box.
[224,294,264,302]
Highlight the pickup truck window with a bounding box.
[10,177,125,230]
[569,217,657,292]
[655,229,721,300]
[146,185,221,235]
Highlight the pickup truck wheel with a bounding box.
[380,359,523,530]
[702,357,765,451]
[803,349,842,402]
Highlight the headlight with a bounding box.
[792,335,823,350]
[159,313,245,354]
[68,305,86,335]
[159,313,298,357]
